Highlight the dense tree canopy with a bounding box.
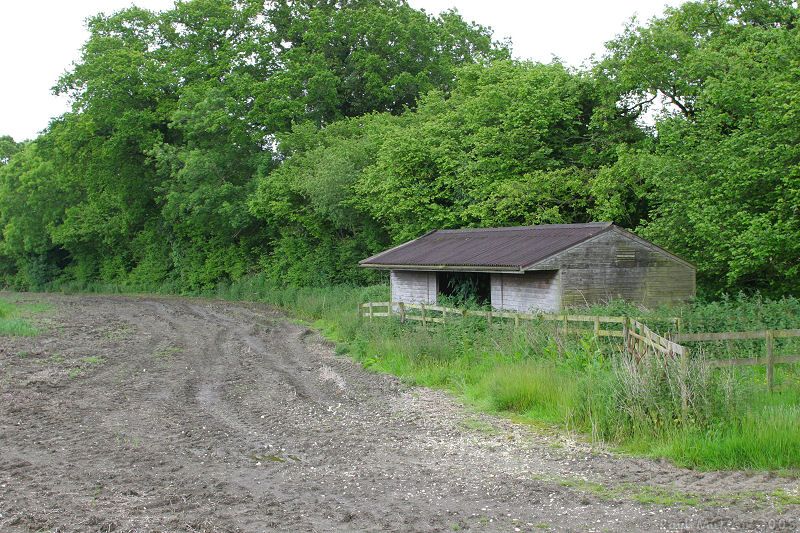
[596,0,800,294]
[1,0,798,298]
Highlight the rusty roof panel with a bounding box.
[360,223,613,270]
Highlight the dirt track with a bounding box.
[1,294,798,532]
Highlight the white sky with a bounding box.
[0,0,683,141]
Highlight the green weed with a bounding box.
[771,489,800,507]
[657,405,800,470]
[480,362,578,423]
[553,477,700,507]
[0,297,48,336]
[153,345,182,359]
[459,418,501,435]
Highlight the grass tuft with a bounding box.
[482,362,578,423]
[0,297,44,336]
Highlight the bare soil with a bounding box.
[1,294,798,532]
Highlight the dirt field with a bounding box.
[1,294,798,532]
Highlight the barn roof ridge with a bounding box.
[434,222,612,234]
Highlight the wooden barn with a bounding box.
[359,223,695,312]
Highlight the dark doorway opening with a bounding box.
[437,272,491,306]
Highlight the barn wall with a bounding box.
[390,270,438,304]
[490,271,560,313]
[529,229,695,308]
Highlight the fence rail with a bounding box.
[627,318,688,359]
[357,301,665,337]
[673,329,800,342]
[358,301,800,392]
[671,328,800,391]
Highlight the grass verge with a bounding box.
[539,474,800,509]
[0,296,47,336]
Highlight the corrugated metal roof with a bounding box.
[360,223,614,270]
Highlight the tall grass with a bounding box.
[580,293,800,332]
[44,274,800,470]
[480,362,580,424]
[0,297,41,336]
[658,404,800,470]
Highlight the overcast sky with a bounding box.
[1,0,683,141]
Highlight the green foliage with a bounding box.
[576,293,800,333]
[354,61,631,242]
[596,0,800,296]
[259,1,504,127]
[0,0,501,291]
[249,115,400,286]
[1,0,799,299]
[0,140,71,288]
[0,136,21,165]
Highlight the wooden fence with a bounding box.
[626,318,688,361]
[358,301,679,350]
[358,301,800,392]
[672,329,800,391]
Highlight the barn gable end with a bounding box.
[525,228,695,308]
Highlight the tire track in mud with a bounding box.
[1,294,799,532]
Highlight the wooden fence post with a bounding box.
[622,317,630,357]
[357,303,362,319]
[487,309,493,325]
[399,302,406,323]
[680,345,689,422]
[421,303,427,328]
[593,317,600,338]
[368,302,374,321]
[514,315,520,328]
[636,322,643,359]
[766,329,775,392]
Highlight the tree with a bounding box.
[353,61,621,242]
[2,0,503,289]
[257,0,504,129]
[597,0,800,295]
[249,114,397,285]
[0,136,21,165]
[0,139,73,287]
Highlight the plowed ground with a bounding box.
[1,294,798,531]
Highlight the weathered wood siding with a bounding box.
[490,271,560,313]
[390,270,438,304]
[529,229,695,308]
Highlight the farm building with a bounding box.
[359,223,695,312]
